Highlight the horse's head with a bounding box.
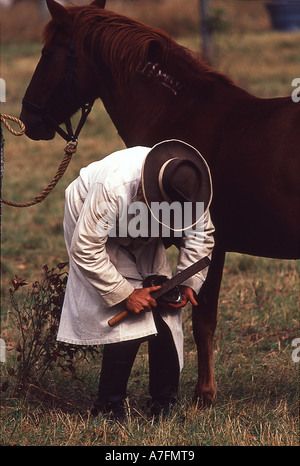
[20,0,106,141]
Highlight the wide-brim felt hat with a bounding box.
[141,139,213,231]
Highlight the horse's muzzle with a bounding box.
[20,106,56,141]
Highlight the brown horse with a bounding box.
[20,0,300,404]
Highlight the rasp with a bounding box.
[108,255,211,327]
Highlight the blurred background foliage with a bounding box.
[0,0,273,43]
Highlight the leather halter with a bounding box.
[22,43,94,144]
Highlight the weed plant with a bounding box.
[2,264,99,395]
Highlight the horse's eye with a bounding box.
[41,48,53,59]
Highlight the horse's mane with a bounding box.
[73,6,177,84]
[43,5,233,88]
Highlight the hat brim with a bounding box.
[141,139,213,231]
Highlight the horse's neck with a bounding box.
[97,54,253,151]
[118,71,188,146]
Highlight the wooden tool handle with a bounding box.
[108,310,129,327]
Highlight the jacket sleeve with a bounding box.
[176,210,215,294]
[69,182,134,307]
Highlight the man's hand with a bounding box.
[181,286,198,306]
[126,286,161,315]
[163,285,198,310]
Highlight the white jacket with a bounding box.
[57,146,215,369]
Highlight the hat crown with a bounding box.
[160,158,202,203]
[142,139,213,231]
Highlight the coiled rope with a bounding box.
[1,113,77,208]
[1,113,25,136]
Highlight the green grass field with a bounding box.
[1,0,299,447]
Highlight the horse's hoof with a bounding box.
[194,385,216,407]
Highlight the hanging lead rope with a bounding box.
[1,113,25,136]
[0,113,77,208]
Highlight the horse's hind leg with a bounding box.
[192,246,225,405]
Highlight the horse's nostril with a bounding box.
[20,108,56,141]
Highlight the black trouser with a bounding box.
[97,311,180,406]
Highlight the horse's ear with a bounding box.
[91,0,106,8]
[46,0,70,25]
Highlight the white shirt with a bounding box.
[57,146,215,370]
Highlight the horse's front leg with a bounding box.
[192,246,225,405]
